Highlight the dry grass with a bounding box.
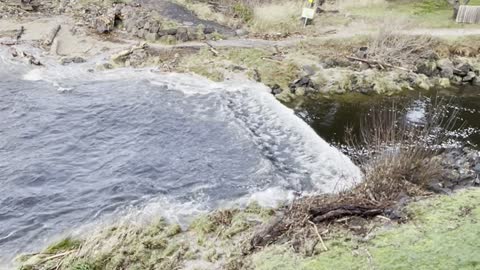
[336,0,387,9]
[250,99,462,249]
[348,101,458,201]
[367,19,439,68]
[249,1,303,34]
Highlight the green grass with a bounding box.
[252,188,480,270]
[346,0,480,28]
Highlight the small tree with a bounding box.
[448,0,471,19]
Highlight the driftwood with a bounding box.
[21,51,42,65]
[0,40,17,46]
[346,56,412,72]
[250,214,287,250]
[43,24,61,46]
[111,42,147,64]
[16,26,24,41]
[205,41,219,56]
[310,205,384,223]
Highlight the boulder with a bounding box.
[144,32,158,42]
[235,29,249,37]
[473,76,480,86]
[204,26,215,34]
[176,27,189,42]
[149,21,160,33]
[463,71,476,82]
[454,62,472,77]
[187,27,198,41]
[436,59,453,73]
[289,76,314,93]
[60,56,86,65]
[159,29,177,36]
[95,15,114,33]
[416,60,437,77]
[270,84,282,95]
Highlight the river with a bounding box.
[1,50,479,268]
[0,53,361,266]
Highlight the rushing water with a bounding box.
[0,54,361,265]
[1,49,479,268]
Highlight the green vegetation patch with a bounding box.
[251,188,480,270]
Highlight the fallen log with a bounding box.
[310,205,384,223]
[1,39,17,46]
[43,25,61,46]
[346,56,412,72]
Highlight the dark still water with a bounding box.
[0,66,360,264]
[294,88,480,150]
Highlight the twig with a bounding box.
[16,26,24,42]
[308,221,328,251]
[40,250,76,264]
[205,41,219,56]
[43,25,61,46]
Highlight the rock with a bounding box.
[159,28,177,36]
[290,76,313,91]
[354,47,368,59]
[125,49,148,67]
[474,163,480,173]
[437,59,454,78]
[204,26,215,34]
[187,27,198,41]
[270,84,282,95]
[143,21,151,30]
[463,71,476,82]
[176,27,189,42]
[144,32,158,42]
[451,75,463,85]
[438,78,451,88]
[302,65,316,76]
[454,62,472,77]
[235,29,248,37]
[359,62,370,71]
[96,62,113,70]
[60,56,86,65]
[415,74,433,90]
[295,87,307,96]
[137,29,146,39]
[416,60,437,77]
[95,15,114,33]
[149,21,160,33]
[473,76,480,86]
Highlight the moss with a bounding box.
[233,3,254,23]
[46,237,82,254]
[165,224,182,237]
[189,215,218,235]
[69,261,95,270]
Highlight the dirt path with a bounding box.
[133,0,235,35]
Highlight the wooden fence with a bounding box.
[456,5,480,24]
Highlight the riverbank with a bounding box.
[1,1,480,101]
[2,1,480,269]
[16,187,480,270]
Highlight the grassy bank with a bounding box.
[17,188,480,270]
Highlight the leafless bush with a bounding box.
[367,21,439,68]
[348,99,460,201]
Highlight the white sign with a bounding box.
[302,8,315,19]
